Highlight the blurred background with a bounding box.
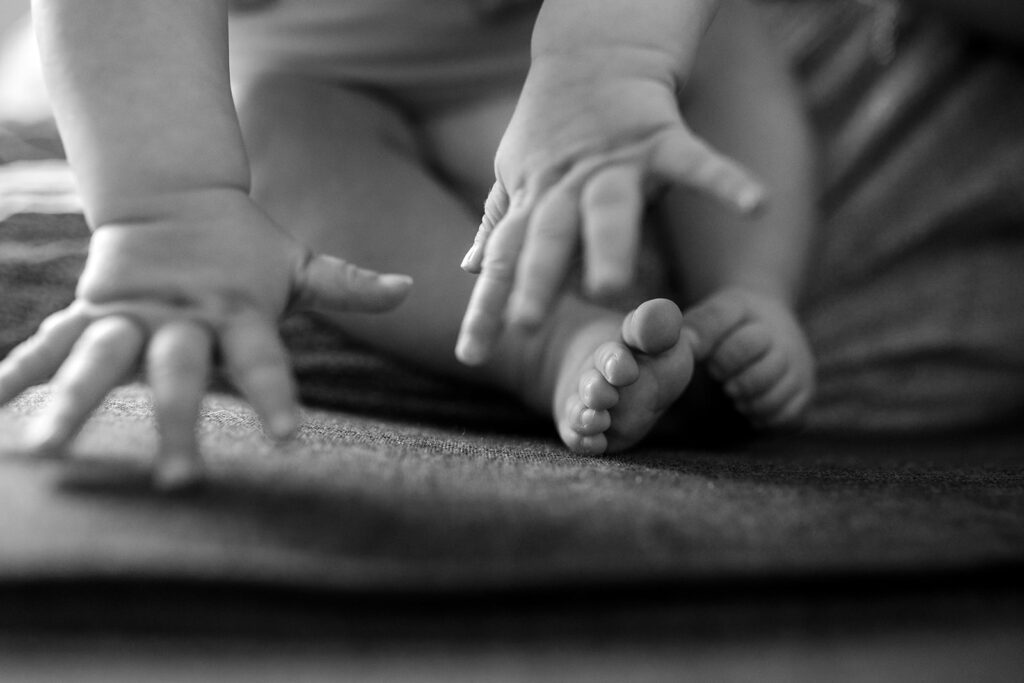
[0,0,22,33]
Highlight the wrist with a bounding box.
[527,45,680,91]
[531,0,718,79]
[84,182,251,230]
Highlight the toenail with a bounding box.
[581,408,596,426]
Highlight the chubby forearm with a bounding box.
[531,0,719,80]
[32,0,249,227]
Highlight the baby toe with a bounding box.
[577,433,608,454]
[707,322,771,381]
[593,340,639,387]
[621,298,684,355]
[739,372,805,426]
[679,289,752,359]
[565,394,611,436]
[559,421,608,454]
[724,346,787,400]
[768,389,813,428]
[579,367,620,409]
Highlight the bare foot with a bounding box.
[680,288,815,428]
[551,298,694,454]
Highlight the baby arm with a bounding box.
[0,0,411,487]
[456,0,766,365]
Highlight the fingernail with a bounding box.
[460,244,479,271]
[380,274,414,289]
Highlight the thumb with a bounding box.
[292,253,413,313]
[650,126,767,215]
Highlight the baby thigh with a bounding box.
[234,76,510,385]
[662,0,815,302]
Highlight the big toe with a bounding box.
[620,298,684,355]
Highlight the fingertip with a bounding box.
[380,273,414,289]
[22,418,69,458]
[268,411,299,441]
[298,257,413,313]
[153,452,205,493]
[455,333,489,366]
[734,183,768,215]
[379,273,415,305]
[461,244,482,273]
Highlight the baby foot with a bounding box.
[680,288,815,428]
[552,298,694,454]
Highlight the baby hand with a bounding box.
[456,50,765,364]
[0,189,411,488]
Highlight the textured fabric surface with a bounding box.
[785,5,1024,433]
[1,384,1022,592]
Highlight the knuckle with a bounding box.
[343,262,373,287]
[37,310,70,334]
[483,185,509,224]
[583,176,634,209]
[480,254,516,281]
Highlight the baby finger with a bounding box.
[220,310,298,441]
[24,316,146,454]
[580,164,643,298]
[147,321,212,490]
[651,127,766,215]
[0,307,90,405]
[293,253,413,314]
[508,175,582,328]
[462,181,510,274]
[456,198,531,365]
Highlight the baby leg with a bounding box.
[235,77,693,453]
[663,0,817,428]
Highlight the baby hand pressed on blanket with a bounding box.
[0,189,410,488]
[0,1,408,487]
[456,0,766,365]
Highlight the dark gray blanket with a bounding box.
[1,384,1022,594]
